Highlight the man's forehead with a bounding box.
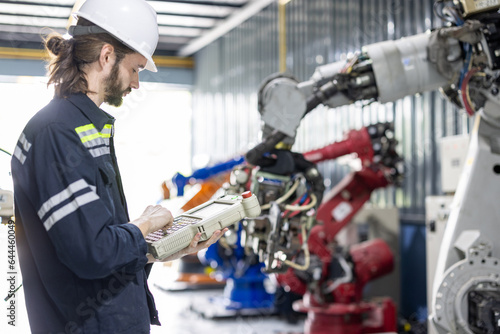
[124,52,147,68]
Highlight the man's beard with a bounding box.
[103,61,131,107]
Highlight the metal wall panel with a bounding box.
[192,0,471,217]
[192,3,279,166]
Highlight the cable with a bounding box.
[433,1,464,25]
[286,196,310,219]
[461,68,480,116]
[0,148,12,156]
[444,6,464,25]
[433,1,447,22]
[341,54,358,74]
[259,177,301,210]
[283,223,310,271]
[282,193,317,212]
[458,43,473,88]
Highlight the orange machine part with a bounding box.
[179,172,231,212]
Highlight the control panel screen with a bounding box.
[189,201,233,217]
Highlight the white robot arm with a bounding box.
[256,32,449,145]
[247,2,500,152]
[245,2,500,333]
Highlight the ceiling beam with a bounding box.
[149,1,233,17]
[177,0,274,56]
[148,0,248,6]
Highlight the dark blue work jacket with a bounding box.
[11,93,160,334]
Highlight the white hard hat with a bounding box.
[72,0,159,72]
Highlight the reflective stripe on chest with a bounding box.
[75,124,113,158]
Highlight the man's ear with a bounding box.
[99,44,115,72]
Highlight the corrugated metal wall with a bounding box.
[191,0,476,318]
[192,4,279,163]
[192,0,473,219]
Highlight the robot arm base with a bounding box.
[430,234,500,334]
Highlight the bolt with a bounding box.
[341,190,351,200]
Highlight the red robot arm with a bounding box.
[277,122,402,334]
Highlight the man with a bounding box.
[11,0,225,333]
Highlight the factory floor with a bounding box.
[0,250,304,334]
[0,224,401,334]
[148,263,305,334]
[1,260,401,334]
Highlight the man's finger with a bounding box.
[190,232,201,247]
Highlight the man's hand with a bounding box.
[184,228,229,255]
[131,205,174,238]
[147,227,229,263]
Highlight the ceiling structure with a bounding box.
[0,0,275,57]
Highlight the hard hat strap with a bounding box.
[68,25,108,37]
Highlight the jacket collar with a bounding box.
[66,93,115,132]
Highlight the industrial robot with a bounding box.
[238,121,403,332]
[217,144,325,320]
[243,1,500,333]
[195,154,321,317]
[280,122,403,333]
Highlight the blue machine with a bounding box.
[200,222,275,312]
[172,156,245,196]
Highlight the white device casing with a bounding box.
[147,193,260,259]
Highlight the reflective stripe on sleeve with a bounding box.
[43,191,100,231]
[13,132,32,164]
[37,179,89,220]
[19,132,32,152]
[13,145,26,164]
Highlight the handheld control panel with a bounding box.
[145,191,261,259]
